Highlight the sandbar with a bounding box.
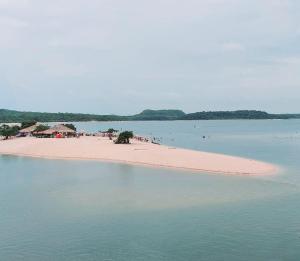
[0,136,278,175]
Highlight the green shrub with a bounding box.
[115,131,133,144]
[107,128,118,133]
[34,124,50,132]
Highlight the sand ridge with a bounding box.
[0,136,278,175]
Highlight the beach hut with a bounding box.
[19,124,38,136]
[34,128,55,138]
[50,124,76,137]
[35,124,76,138]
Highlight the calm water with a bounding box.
[1,120,300,260]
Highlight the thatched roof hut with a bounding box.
[36,129,55,135]
[36,124,76,136]
[19,124,38,134]
[50,124,76,134]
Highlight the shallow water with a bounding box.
[0,120,300,260]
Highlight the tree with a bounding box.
[0,125,20,139]
[107,128,118,133]
[63,123,76,131]
[21,121,37,129]
[115,131,133,144]
[34,124,50,132]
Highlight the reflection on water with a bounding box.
[1,119,300,260]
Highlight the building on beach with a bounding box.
[35,124,76,138]
[19,124,38,136]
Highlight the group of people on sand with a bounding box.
[85,132,150,143]
[93,132,117,140]
[133,135,149,143]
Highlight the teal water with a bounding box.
[1,120,300,260]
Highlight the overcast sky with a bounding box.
[0,0,299,114]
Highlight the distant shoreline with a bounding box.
[1,108,300,123]
[1,118,296,127]
[0,136,278,176]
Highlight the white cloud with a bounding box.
[275,57,300,65]
[0,0,299,113]
[0,16,28,28]
[0,0,29,8]
[221,42,245,52]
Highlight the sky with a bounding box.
[0,0,299,114]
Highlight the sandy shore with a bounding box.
[0,136,278,175]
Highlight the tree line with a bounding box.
[1,108,300,123]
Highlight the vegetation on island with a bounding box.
[181,110,291,120]
[0,109,126,123]
[106,128,118,133]
[21,121,37,129]
[63,124,77,131]
[1,108,300,123]
[0,125,20,139]
[115,131,134,144]
[131,109,185,120]
[34,124,50,132]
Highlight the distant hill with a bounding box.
[0,108,299,123]
[0,109,126,123]
[181,110,294,120]
[0,109,185,123]
[130,109,186,120]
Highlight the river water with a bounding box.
[1,120,300,260]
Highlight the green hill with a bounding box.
[181,110,290,120]
[0,108,299,123]
[0,109,126,123]
[130,109,186,120]
[0,109,186,123]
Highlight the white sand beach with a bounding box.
[0,136,278,175]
